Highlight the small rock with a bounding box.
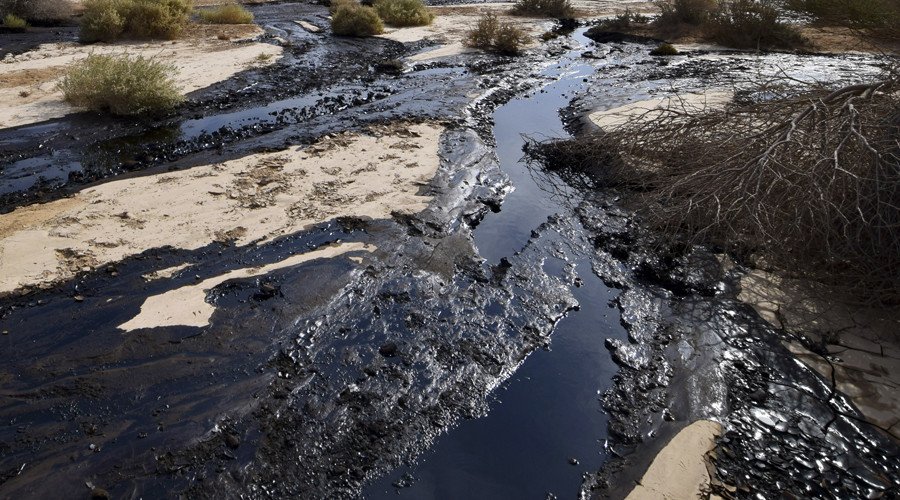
[74,295,84,302]
[378,342,399,358]
[225,433,241,449]
[568,457,579,466]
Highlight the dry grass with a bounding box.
[374,0,433,27]
[196,3,254,24]
[465,11,528,53]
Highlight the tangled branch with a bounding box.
[530,68,900,303]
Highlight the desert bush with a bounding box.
[2,13,27,27]
[328,0,357,14]
[649,42,679,55]
[0,0,73,24]
[374,0,433,26]
[58,53,184,115]
[465,12,528,53]
[707,0,805,49]
[655,0,716,26]
[527,71,900,303]
[786,0,900,39]
[509,0,574,18]
[196,3,254,24]
[80,0,191,42]
[596,8,651,30]
[331,2,383,35]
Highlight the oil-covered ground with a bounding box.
[1,2,899,499]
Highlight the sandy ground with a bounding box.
[624,420,723,500]
[0,121,443,295]
[0,24,281,129]
[379,1,656,61]
[588,91,733,130]
[119,241,370,331]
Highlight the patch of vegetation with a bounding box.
[327,0,356,14]
[331,2,384,36]
[649,42,678,55]
[80,0,192,42]
[706,0,806,49]
[465,12,528,53]
[374,0,433,26]
[509,0,574,18]
[196,3,254,24]
[786,0,900,39]
[527,72,900,304]
[2,13,27,28]
[596,8,651,30]
[58,53,184,115]
[0,0,73,25]
[656,0,716,26]
[654,0,804,49]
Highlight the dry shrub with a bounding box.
[0,0,73,24]
[328,0,357,14]
[374,0,433,27]
[509,0,574,18]
[529,72,900,303]
[656,0,717,26]
[331,2,383,35]
[787,0,900,40]
[58,53,184,115]
[706,0,806,49]
[196,3,254,24]
[80,0,191,42]
[465,12,528,53]
[655,0,804,49]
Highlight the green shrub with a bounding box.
[58,53,184,115]
[331,3,383,35]
[80,0,127,41]
[80,0,191,42]
[509,0,574,18]
[196,3,254,24]
[2,13,27,27]
[374,0,433,26]
[656,0,716,26]
[0,0,73,24]
[465,12,527,53]
[707,0,806,49]
[650,42,679,55]
[125,0,191,39]
[328,0,357,14]
[786,0,900,39]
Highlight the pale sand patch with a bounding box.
[142,263,193,282]
[0,122,442,294]
[739,268,900,441]
[119,241,369,331]
[588,91,733,130]
[378,3,542,61]
[0,25,281,129]
[625,420,722,500]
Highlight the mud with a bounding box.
[1,3,899,500]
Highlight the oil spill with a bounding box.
[2,6,900,500]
